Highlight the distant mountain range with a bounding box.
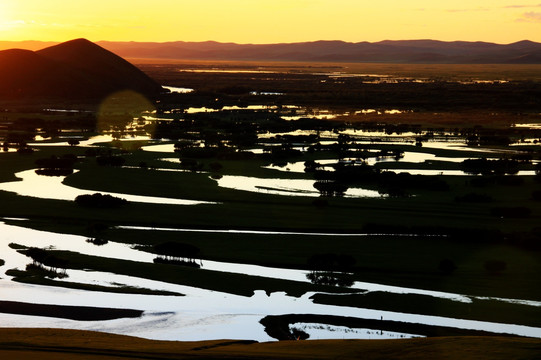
[0,39,163,101]
[2,39,541,64]
[98,39,541,64]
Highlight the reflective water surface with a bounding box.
[289,323,419,340]
[212,175,383,198]
[0,170,213,206]
[1,221,540,341]
[163,86,194,93]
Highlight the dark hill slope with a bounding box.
[0,49,90,97]
[37,39,163,96]
[0,39,162,101]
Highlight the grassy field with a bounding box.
[0,329,540,360]
[4,142,538,234]
[131,59,541,81]
[0,60,540,354]
[1,135,540,306]
[8,247,351,297]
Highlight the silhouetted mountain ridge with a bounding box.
[93,39,541,63]
[0,38,163,101]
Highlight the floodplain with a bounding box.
[0,60,540,356]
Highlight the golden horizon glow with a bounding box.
[0,0,540,44]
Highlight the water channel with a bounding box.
[3,112,540,341]
[0,169,213,206]
[0,221,540,341]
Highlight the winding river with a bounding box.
[0,220,540,341]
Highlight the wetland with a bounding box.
[0,60,540,343]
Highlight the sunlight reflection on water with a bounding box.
[0,169,213,205]
[212,175,383,198]
[1,221,540,340]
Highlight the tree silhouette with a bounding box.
[306,253,355,287]
[153,242,201,268]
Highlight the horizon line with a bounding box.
[0,38,539,46]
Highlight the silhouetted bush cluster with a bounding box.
[35,168,74,176]
[313,181,348,197]
[306,253,356,287]
[306,272,354,287]
[86,238,108,246]
[153,242,201,268]
[23,247,69,278]
[75,193,128,208]
[34,155,77,176]
[290,327,310,340]
[461,159,520,175]
[312,166,449,195]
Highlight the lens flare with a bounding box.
[96,90,156,137]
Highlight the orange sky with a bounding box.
[1,1,540,44]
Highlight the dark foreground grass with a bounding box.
[0,328,540,360]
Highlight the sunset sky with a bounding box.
[1,0,540,44]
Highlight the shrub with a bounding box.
[86,238,108,246]
[75,193,128,208]
[35,168,74,176]
[154,242,201,267]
